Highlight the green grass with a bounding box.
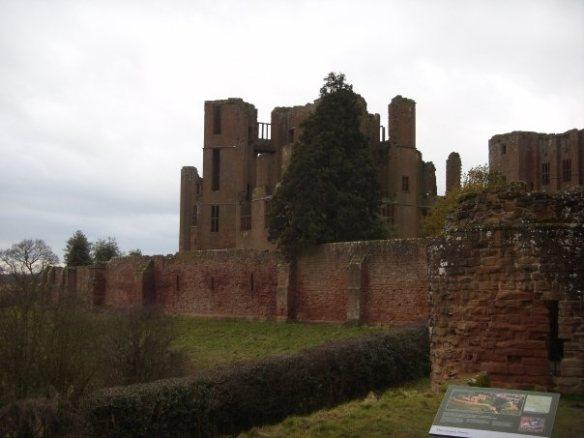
[241,379,584,438]
[170,318,582,437]
[172,316,382,370]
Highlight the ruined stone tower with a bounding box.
[179,166,201,252]
[378,96,435,237]
[489,129,584,192]
[388,95,415,148]
[445,152,462,194]
[180,93,442,251]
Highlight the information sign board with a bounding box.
[429,385,560,437]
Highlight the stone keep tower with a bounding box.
[446,152,462,194]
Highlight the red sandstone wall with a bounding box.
[429,188,584,393]
[103,258,151,307]
[40,241,430,326]
[295,240,429,325]
[152,250,279,319]
[362,242,428,324]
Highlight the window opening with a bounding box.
[211,205,219,232]
[213,105,221,134]
[212,149,220,191]
[541,162,550,185]
[546,300,564,376]
[562,159,571,182]
[402,176,409,192]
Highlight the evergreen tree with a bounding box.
[63,230,92,267]
[92,237,121,263]
[268,73,386,256]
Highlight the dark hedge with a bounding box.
[83,325,429,437]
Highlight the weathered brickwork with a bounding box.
[42,240,430,326]
[151,250,280,318]
[429,187,584,393]
[295,240,429,325]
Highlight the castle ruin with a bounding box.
[489,129,584,191]
[179,95,450,252]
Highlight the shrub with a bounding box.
[0,398,89,438]
[0,294,188,410]
[84,326,429,437]
[0,293,102,406]
[102,307,189,386]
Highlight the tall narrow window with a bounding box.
[213,105,221,134]
[240,202,251,231]
[547,301,564,376]
[381,204,395,224]
[192,205,198,226]
[562,159,572,182]
[212,149,220,191]
[264,200,270,228]
[402,176,409,192]
[288,128,295,144]
[245,184,251,201]
[541,162,550,185]
[501,144,507,154]
[211,205,219,232]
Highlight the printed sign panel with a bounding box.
[429,385,560,438]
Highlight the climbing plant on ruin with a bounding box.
[421,164,506,237]
[268,73,386,256]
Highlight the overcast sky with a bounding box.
[1,0,583,259]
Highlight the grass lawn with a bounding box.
[172,316,382,370]
[170,318,583,437]
[241,379,584,438]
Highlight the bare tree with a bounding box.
[0,239,59,294]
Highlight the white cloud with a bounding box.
[0,0,582,257]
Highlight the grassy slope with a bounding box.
[242,379,584,438]
[172,316,382,369]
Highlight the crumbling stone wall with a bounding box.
[294,240,429,325]
[151,250,280,319]
[428,187,584,393]
[42,240,430,326]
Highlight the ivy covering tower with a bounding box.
[268,73,386,256]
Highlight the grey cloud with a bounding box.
[1,0,582,258]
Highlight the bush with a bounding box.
[103,308,189,386]
[0,292,188,410]
[84,326,429,437]
[0,398,89,438]
[0,293,102,406]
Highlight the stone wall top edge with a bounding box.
[489,128,583,141]
[309,239,428,259]
[160,248,283,263]
[445,223,584,233]
[317,238,428,248]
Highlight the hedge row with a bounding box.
[83,325,429,437]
